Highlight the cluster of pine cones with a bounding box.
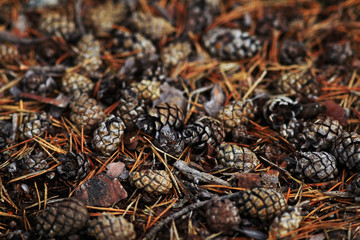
[0,0,359,239]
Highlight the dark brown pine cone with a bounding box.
[70,91,105,133]
[294,151,338,182]
[259,142,286,162]
[129,79,161,104]
[85,1,126,35]
[92,115,125,156]
[21,148,49,174]
[112,30,157,61]
[75,34,102,72]
[130,12,175,41]
[22,70,56,97]
[275,70,320,98]
[88,214,136,240]
[0,43,19,63]
[216,143,260,171]
[183,116,225,154]
[62,72,94,95]
[263,96,302,130]
[38,11,76,39]
[57,152,90,181]
[348,173,360,195]
[186,0,219,34]
[216,99,257,133]
[0,120,13,148]
[202,28,262,60]
[141,62,168,82]
[160,41,192,68]
[130,169,173,195]
[237,188,287,223]
[269,206,302,239]
[331,131,360,171]
[205,199,241,233]
[280,39,307,65]
[19,112,50,140]
[300,115,343,151]
[256,9,288,37]
[36,198,89,238]
[325,41,353,65]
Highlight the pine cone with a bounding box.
[205,199,241,233]
[0,120,13,148]
[183,116,225,154]
[161,41,192,68]
[348,173,360,195]
[22,70,56,97]
[92,115,125,156]
[141,62,168,82]
[112,30,157,61]
[300,115,343,151]
[216,99,257,133]
[331,131,360,171]
[115,89,146,130]
[38,11,76,39]
[75,34,102,72]
[187,0,219,34]
[130,79,161,104]
[202,28,262,60]
[130,169,173,195]
[280,39,307,65]
[269,206,302,239]
[57,152,90,180]
[88,214,136,240]
[70,92,105,133]
[19,112,50,140]
[130,12,175,41]
[325,41,353,65]
[294,151,338,182]
[85,1,126,35]
[216,143,260,171]
[0,44,19,63]
[36,198,89,238]
[237,188,287,223]
[263,96,302,129]
[62,72,94,95]
[275,71,319,98]
[21,148,49,174]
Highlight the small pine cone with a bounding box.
[275,71,319,98]
[294,151,338,182]
[216,99,257,133]
[38,12,76,39]
[115,89,146,130]
[57,152,90,180]
[129,79,161,104]
[75,34,102,72]
[237,188,287,223]
[0,120,13,148]
[348,173,360,195]
[216,143,260,171]
[112,30,157,61]
[161,41,192,68]
[88,214,136,240]
[62,72,94,95]
[130,12,175,41]
[141,63,168,82]
[202,28,262,60]
[263,96,302,129]
[22,70,56,97]
[205,199,241,233]
[325,41,353,65]
[280,39,307,65]
[331,131,360,171]
[36,198,89,238]
[85,1,126,35]
[92,115,125,156]
[130,169,173,195]
[182,116,225,154]
[0,44,19,63]
[70,92,105,133]
[300,115,343,151]
[19,112,50,140]
[21,148,49,173]
[259,142,285,162]
[269,206,302,239]
[187,0,219,34]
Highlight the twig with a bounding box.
[173,160,231,187]
[74,0,86,36]
[26,65,68,73]
[0,31,48,44]
[143,191,243,240]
